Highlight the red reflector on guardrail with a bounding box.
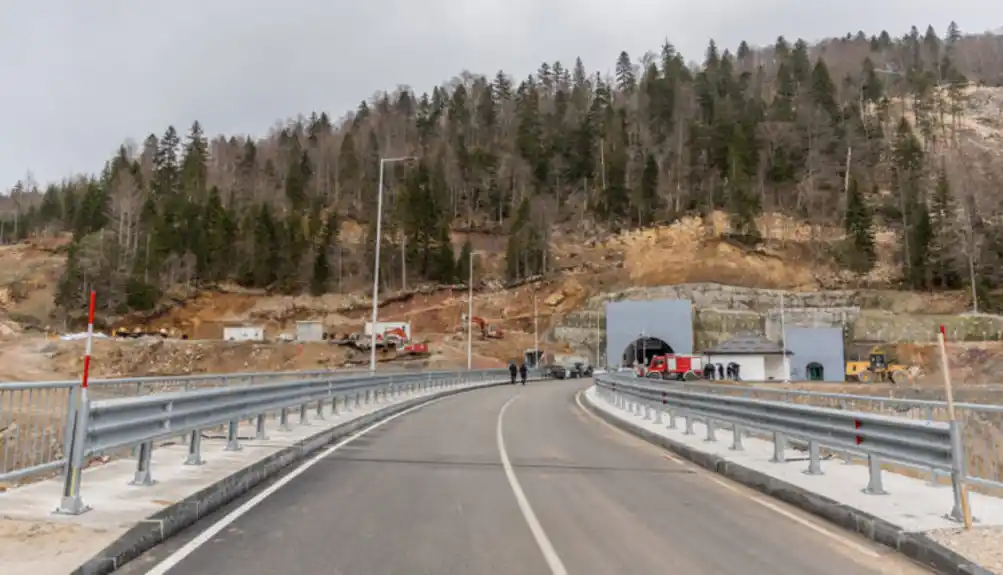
[854,419,863,444]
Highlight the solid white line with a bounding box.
[147,393,453,575]
[496,395,569,575]
[574,390,880,560]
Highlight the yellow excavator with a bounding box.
[845,346,913,384]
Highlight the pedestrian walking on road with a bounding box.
[519,362,528,385]
[509,362,518,385]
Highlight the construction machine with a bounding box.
[845,346,913,383]
[470,316,504,339]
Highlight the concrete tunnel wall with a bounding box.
[784,326,845,382]
[605,299,694,368]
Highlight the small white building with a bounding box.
[702,332,792,382]
[223,325,265,342]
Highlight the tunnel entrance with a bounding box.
[806,362,824,381]
[622,337,674,367]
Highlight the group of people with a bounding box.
[703,362,741,381]
[508,362,528,385]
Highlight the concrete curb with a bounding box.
[579,387,993,575]
[72,380,509,575]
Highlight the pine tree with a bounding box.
[310,246,330,296]
[635,154,659,226]
[181,121,209,198]
[615,51,636,93]
[434,227,456,283]
[153,126,181,197]
[457,239,472,282]
[929,170,960,288]
[252,203,279,288]
[844,176,875,273]
[909,208,934,289]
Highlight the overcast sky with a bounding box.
[1,1,999,189]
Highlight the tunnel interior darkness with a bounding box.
[622,337,674,366]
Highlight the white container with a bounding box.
[223,326,265,342]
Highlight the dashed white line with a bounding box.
[574,390,880,560]
[497,394,569,575]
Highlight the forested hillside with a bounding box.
[4,22,1003,322]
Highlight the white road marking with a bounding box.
[146,394,453,575]
[574,390,881,560]
[497,395,569,575]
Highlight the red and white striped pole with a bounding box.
[81,290,96,398]
[59,290,97,514]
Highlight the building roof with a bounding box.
[703,332,793,356]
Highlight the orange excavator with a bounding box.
[380,327,409,345]
[471,316,504,339]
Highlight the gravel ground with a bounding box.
[926,525,1003,574]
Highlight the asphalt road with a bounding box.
[124,379,929,575]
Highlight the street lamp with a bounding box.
[467,247,474,370]
[370,156,418,373]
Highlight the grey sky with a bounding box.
[1,1,998,189]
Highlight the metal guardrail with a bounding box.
[56,369,509,514]
[595,374,971,522]
[0,368,402,483]
[649,378,1003,491]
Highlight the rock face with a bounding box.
[550,282,1003,359]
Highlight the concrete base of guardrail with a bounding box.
[72,379,509,575]
[580,387,991,575]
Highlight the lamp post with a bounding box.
[467,248,474,370]
[369,156,417,373]
[533,290,539,367]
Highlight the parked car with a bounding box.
[548,364,570,379]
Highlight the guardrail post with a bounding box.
[642,402,652,420]
[225,420,242,451]
[667,408,677,430]
[186,430,205,465]
[730,424,743,451]
[805,440,823,475]
[279,407,291,431]
[771,433,786,463]
[654,405,664,424]
[948,420,972,522]
[299,403,310,425]
[130,441,155,486]
[704,418,716,442]
[56,400,90,515]
[255,414,268,440]
[355,391,361,408]
[60,385,80,473]
[331,395,339,415]
[315,399,325,420]
[863,455,886,494]
[683,413,694,435]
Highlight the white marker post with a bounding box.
[58,290,96,515]
[82,290,96,396]
[939,324,973,530]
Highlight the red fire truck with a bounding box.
[636,354,705,381]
